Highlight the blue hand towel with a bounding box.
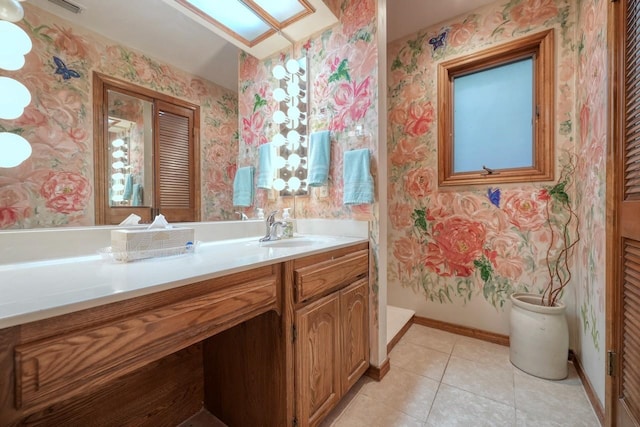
[122,173,133,200]
[307,130,331,187]
[132,183,143,206]
[257,143,275,189]
[343,149,374,205]
[233,166,255,207]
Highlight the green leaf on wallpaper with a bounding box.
[354,29,372,43]
[560,120,572,135]
[233,130,239,141]
[549,182,570,204]
[412,208,428,232]
[473,256,493,283]
[391,57,403,71]
[217,100,234,117]
[253,94,267,113]
[328,59,351,83]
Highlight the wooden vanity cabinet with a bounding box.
[291,243,370,427]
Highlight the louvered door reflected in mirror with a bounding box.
[94,73,200,225]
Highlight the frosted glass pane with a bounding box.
[453,58,533,173]
[254,0,305,22]
[184,0,270,41]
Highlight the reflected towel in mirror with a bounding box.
[308,130,331,187]
[233,166,255,207]
[257,143,275,189]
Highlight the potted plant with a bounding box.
[509,158,581,380]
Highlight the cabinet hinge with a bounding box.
[607,350,617,376]
[292,324,297,343]
[293,417,298,427]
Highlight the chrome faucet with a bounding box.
[235,211,248,220]
[259,210,285,242]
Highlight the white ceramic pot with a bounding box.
[509,293,569,380]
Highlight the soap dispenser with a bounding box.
[257,208,264,220]
[282,208,294,238]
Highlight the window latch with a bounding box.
[482,165,498,175]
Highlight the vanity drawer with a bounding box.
[13,266,279,411]
[294,247,368,303]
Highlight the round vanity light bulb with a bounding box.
[274,155,286,169]
[0,0,24,22]
[0,21,31,71]
[273,88,288,102]
[111,138,125,147]
[112,172,125,180]
[273,178,286,191]
[0,76,30,120]
[286,81,300,98]
[287,106,300,121]
[287,130,300,145]
[272,133,286,147]
[288,177,301,191]
[112,149,125,158]
[111,195,124,202]
[272,65,287,80]
[112,183,125,191]
[0,54,24,71]
[112,161,125,169]
[285,59,300,74]
[288,153,301,169]
[0,132,31,168]
[272,110,287,124]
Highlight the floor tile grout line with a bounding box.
[423,346,454,425]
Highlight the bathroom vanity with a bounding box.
[0,234,369,427]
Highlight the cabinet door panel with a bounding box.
[295,293,341,427]
[340,278,369,395]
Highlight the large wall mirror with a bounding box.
[94,73,200,225]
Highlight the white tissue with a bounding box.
[147,213,172,229]
[119,213,141,226]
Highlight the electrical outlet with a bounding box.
[316,186,329,199]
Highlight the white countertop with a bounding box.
[0,234,367,329]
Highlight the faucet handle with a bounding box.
[266,210,279,223]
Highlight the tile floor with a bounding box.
[320,324,600,427]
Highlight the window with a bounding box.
[437,29,554,186]
[93,73,200,224]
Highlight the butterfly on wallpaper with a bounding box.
[428,29,449,51]
[53,56,81,80]
[487,187,501,208]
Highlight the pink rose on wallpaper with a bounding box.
[190,79,208,98]
[580,102,591,145]
[67,128,88,145]
[510,0,558,27]
[391,138,429,165]
[502,190,548,231]
[0,185,30,228]
[330,77,372,132]
[351,204,373,221]
[349,40,378,81]
[45,25,91,58]
[389,202,413,228]
[488,233,525,280]
[426,216,486,277]
[40,171,91,214]
[40,89,84,128]
[14,106,48,127]
[404,167,433,199]
[448,19,477,47]
[242,111,267,146]
[131,55,155,81]
[226,162,238,181]
[240,55,259,81]
[394,237,425,271]
[389,107,407,126]
[341,0,375,38]
[205,169,228,193]
[404,102,435,137]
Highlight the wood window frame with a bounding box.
[437,29,555,187]
[93,72,200,225]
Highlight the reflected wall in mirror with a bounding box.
[94,73,200,225]
[0,3,239,229]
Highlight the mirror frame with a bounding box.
[93,72,201,224]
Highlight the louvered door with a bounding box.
[154,101,199,222]
[614,0,640,425]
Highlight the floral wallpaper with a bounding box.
[0,4,238,229]
[238,0,382,363]
[575,0,607,405]
[387,0,578,331]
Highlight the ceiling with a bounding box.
[27,0,497,92]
